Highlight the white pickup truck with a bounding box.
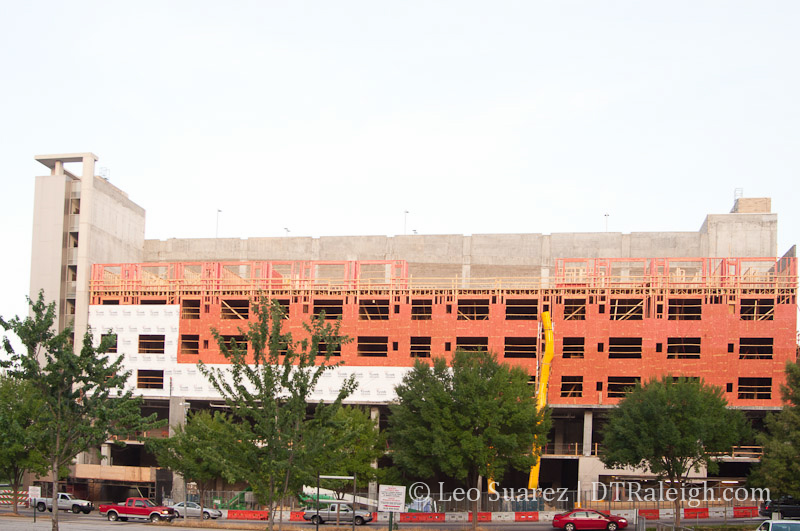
[31,492,94,514]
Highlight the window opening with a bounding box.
[564,299,586,320]
[560,376,583,398]
[505,299,538,320]
[562,337,584,359]
[607,376,641,398]
[456,337,489,352]
[740,299,775,321]
[221,299,250,320]
[314,299,343,320]
[137,370,164,389]
[457,299,490,320]
[181,335,199,355]
[359,299,390,320]
[667,337,701,359]
[608,338,642,358]
[138,335,165,354]
[410,337,432,358]
[739,338,773,359]
[668,298,702,320]
[609,299,644,320]
[737,377,771,399]
[181,300,201,320]
[504,337,537,358]
[357,336,388,357]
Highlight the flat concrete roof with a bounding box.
[35,153,98,169]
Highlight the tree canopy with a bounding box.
[305,405,385,496]
[750,360,800,498]
[148,409,241,517]
[1,292,162,531]
[198,299,356,531]
[0,375,49,513]
[388,350,549,530]
[601,376,748,524]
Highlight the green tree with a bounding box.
[0,375,49,514]
[388,350,549,531]
[147,410,241,518]
[306,405,385,498]
[601,376,748,525]
[0,292,162,531]
[198,299,355,531]
[750,360,800,499]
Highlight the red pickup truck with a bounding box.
[98,497,176,522]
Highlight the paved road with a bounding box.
[0,508,768,531]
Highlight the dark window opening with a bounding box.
[138,334,165,354]
[596,381,603,391]
[607,376,641,398]
[560,376,583,398]
[667,337,701,359]
[181,300,201,320]
[357,336,388,357]
[411,299,433,320]
[314,299,343,320]
[137,369,164,389]
[220,335,248,351]
[180,335,199,355]
[457,299,490,320]
[102,299,120,305]
[359,299,390,320]
[221,299,250,320]
[410,337,431,358]
[563,337,584,359]
[738,377,771,400]
[504,337,537,358]
[726,383,733,392]
[608,338,642,358]
[597,342,604,353]
[668,298,702,320]
[140,299,167,305]
[561,337,584,358]
[275,298,291,318]
[456,337,489,352]
[740,299,775,321]
[609,298,644,320]
[564,299,586,320]
[505,299,538,320]
[739,338,773,359]
[445,342,451,352]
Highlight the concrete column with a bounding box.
[101,444,112,466]
[169,397,189,500]
[368,407,379,502]
[72,154,96,345]
[582,410,593,456]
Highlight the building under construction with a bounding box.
[28,153,798,501]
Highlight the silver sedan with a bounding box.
[168,501,223,520]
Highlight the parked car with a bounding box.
[302,501,373,525]
[760,497,800,519]
[169,501,223,519]
[98,497,175,522]
[30,492,93,514]
[757,520,800,531]
[553,509,629,531]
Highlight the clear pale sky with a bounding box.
[1,1,798,330]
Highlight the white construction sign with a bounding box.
[378,484,406,512]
